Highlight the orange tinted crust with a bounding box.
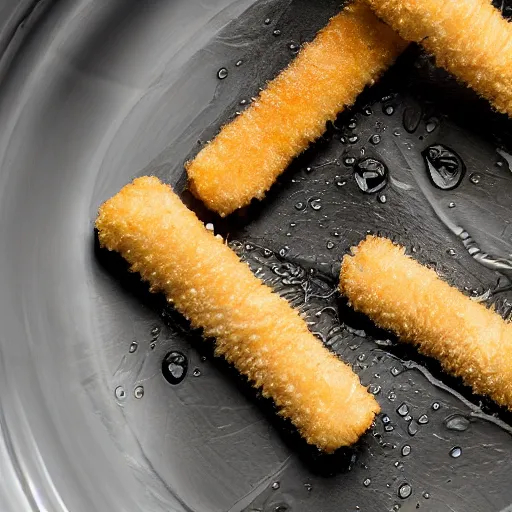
[96,177,380,451]
[340,236,512,409]
[365,0,512,116]
[186,2,407,216]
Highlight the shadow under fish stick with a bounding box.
[96,177,380,452]
[186,2,407,216]
[364,0,512,116]
[340,236,512,410]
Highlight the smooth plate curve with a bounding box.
[0,1,512,511]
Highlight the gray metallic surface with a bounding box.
[0,0,511,511]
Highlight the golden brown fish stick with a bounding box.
[96,177,380,451]
[340,236,512,410]
[364,0,512,116]
[186,2,406,216]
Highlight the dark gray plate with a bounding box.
[0,1,511,511]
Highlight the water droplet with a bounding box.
[236,60,243,67]
[423,492,430,499]
[363,478,371,487]
[397,403,409,416]
[398,483,412,499]
[402,107,422,133]
[162,351,188,385]
[344,157,356,166]
[393,130,401,137]
[264,18,271,25]
[404,414,412,422]
[304,483,312,492]
[358,353,367,362]
[336,180,347,187]
[217,68,228,80]
[384,105,395,115]
[382,415,391,425]
[272,482,280,490]
[274,506,288,512]
[369,384,382,395]
[363,106,373,116]
[326,241,335,250]
[449,446,462,458]
[150,342,156,350]
[401,445,411,457]
[448,201,456,209]
[432,402,440,411]
[378,194,387,204]
[394,461,403,468]
[418,414,429,425]
[392,504,401,511]
[273,29,281,36]
[408,421,419,436]
[151,326,161,338]
[348,135,359,144]
[385,425,395,432]
[348,119,357,129]
[444,414,470,432]
[310,198,322,210]
[193,368,202,377]
[423,144,465,190]
[447,248,456,256]
[134,386,144,399]
[279,247,289,257]
[370,134,381,145]
[388,391,397,401]
[129,341,138,353]
[469,173,481,184]
[425,118,439,133]
[115,386,126,400]
[289,42,300,54]
[294,201,306,211]
[391,366,402,376]
[354,158,388,194]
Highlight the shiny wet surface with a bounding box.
[0,0,512,511]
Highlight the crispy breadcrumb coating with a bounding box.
[364,0,512,116]
[186,2,406,216]
[340,236,512,409]
[96,177,380,451]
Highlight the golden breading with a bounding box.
[364,0,512,116]
[340,236,512,409]
[186,2,406,216]
[96,177,380,451]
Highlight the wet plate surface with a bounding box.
[0,0,512,511]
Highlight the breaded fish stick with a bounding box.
[96,177,379,451]
[186,2,406,216]
[340,236,512,410]
[364,0,512,116]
